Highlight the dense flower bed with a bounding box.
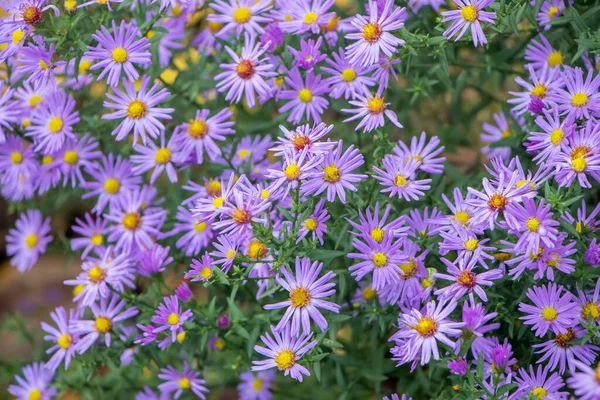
[1,0,600,398]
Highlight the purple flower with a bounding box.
[41,306,80,370]
[0,82,19,143]
[152,295,193,343]
[214,188,270,236]
[164,206,214,257]
[8,362,57,400]
[566,361,600,400]
[448,357,469,375]
[348,234,405,291]
[54,133,102,188]
[393,132,446,175]
[278,68,329,124]
[439,223,496,267]
[342,88,403,132]
[322,48,375,100]
[158,362,209,400]
[505,198,560,254]
[525,34,564,71]
[526,107,576,163]
[346,202,408,245]
[372,156,431,201]
[252,323,318,382]
[86,20,151,87]
[434,256,502,302]
[518,283,578,337]
[457,299,499,357]
[585,238,600,267]
[297,198,330,245]
[17,40,65,84]
[210,234,239,273]
[131,132,180,183]
[264,256,340,335]
[537,0,565,29]
[270,122,334,157]
[508,65,562,116]
[483,337,516,376]
[208,0,272,38]
[279,0,335,35]
[378,240,428,306]
[289,37,326,70]
[6,209,52,272]
[217,314,230,329]
[267,149,321,200]
[237,370,275,400]
[0,134,37,201]
[102,75,174,145]
[548,67,600,120]
[260,23,284,51]
[441,0,496,47]
[345,0,406,67]
[533,327,599,375]
[186,253,215,282]
[174,282,193,303]
[137,244,174,276]
[70,213,107,259]
[512,365,567,399]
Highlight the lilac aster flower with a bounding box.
[72,294,139,354]
[26,89,80,153]
[237,370,275,400]
[85,20,151,87]
[585,238,600,268]
[41,306,80,370]
[518,283,578,337]
[102,75,174,145]
[270,122,334,157]
[563,199,600,234]
[0,82,19,143]
[303,141,367,203]
[0,135,37,201]
[152,295,193,344]
[508,65,562,116]
[348,234,405,291]
[186,253,216,282]
[264,256,340,335]
[342,88,403,132]
[483,337,517,376]
[252,323,318,382]
[512,365,567,399]
[54,133,102,188]
[175,282,193,303]
[172,108,234,164]
[211,234,239,273]
[505,198,560,254]
[435,187,479,231]
[17,40,65,84]
[322,48,375,100]
[378,240,428,305]
[8,363,57,400]
[393,132,446,174]
[278,68,329,124]
[289,37,326,70]
[456,299,499,357]
[137,244,173,277]
[372,155,432,201]
[525,35,565,71]
[165,206,214,257]
[260,23,284,52]
[534,326,599,375]
[434,256,502,302]
[548,67,600,120]
[390,299,464,365]
[158,362,209,400]
[526,107,576,163]
[279,0,335,35]
[566,361,600,400]
[208,0,272,38]
[267,149,321,200]
[347,202,408,245]
[131,132,180,183]
[64,247,135,306]
[345,0,406,67]
[441,0,496,47]
[214,188,270,236]
[555,145,600,189]
[537,0,565,29]
[215,33,275,108]
[439,223,496,268]
[6,209,52,272]
[297,198,329,245]
[70,213,107,259]
[448,357,469,375]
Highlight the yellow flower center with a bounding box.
[11,151,23,164]
[63,150,79,165]
[188,119,208,138]
[252,378,263,391]
[179,377,191,389]
[104,177,120,194]
[57,334,72,349]
[177,331,186,343]
[582,301,600,321]
[205,179,221,196]
[247,239,268,259]
[22,5,42,25]
[28,389,42,400]
[341,68,357,82]
[415,316,437,337]
[421,278,433,288]
[487,193,507,211]
[233,7,252,23]
[532,387,547,399]
[290,286,311,307]
[362,22,382,43]
[542,306,558,321]
[29,94,43,107]
[232,207,250,224]
[194,221,207,233]
[571,145,590,160]
[95,316,112,333]
[73,284,85,297]
[554,328,575,348]
[464,239,479,252]
[226,249,236,259]
[236,59,255,80]
[363,287,377,300]
[572,92,589,107]
[457,271,476,288]
[550,129,563,145]
[49,117,63,133]
[304,218,318,231]
[526,217,540,232]
[395,174,407,187]
[284,163,301,180]
[399,259,417,279]
[547,6,559,19]
[530,84,547,99]
[454,211,470,226]
[127,100,147,119]
[112,47,128,63]
[122,212,141,231]
[494,252,512,262]
[12,29,25,45]
[91,233,103,246]
[212,197,225,209]
[323,164,341,183]
[501,129,512,138]
[155,148,171,164]
[88,265,105,283]
[461,5,478,22]
[238,149,252,160]
[546,253,559,267]
[572,157,587,173]
[595,363,600,383]
[42,156,54,166]
[304,11,318,24]
[65,0,77,12]
[322,16,339,32]
[199,267,213,279]
[274,349,295,370]
[167,313,179,325]
[298,88,313,103]
[291,134,311,151]
[547,51,563,67]
[367,96,385,114]
[25,233,38,249]
[78,60,92,74]
[370,227,384,243]
[372,252,388,267]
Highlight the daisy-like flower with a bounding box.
[186,253,216,282]
[158,362,209,400]
[104,187,166,253]
[214,188,270,236]
[537,0,566,29]
[270,123,334,157]
[566,361,600,400]
[166,206,214,257]
[192,172,237,222]
[137,244,173,277]
[512,365,567,399]
[456,299,499,358]
[393,132,446,174]
[64,247,135,306]
[372,155,432,201]
[525,35,565,71]
[526,107,576,163]
[548,67,600,120]
[131,132,180,183]
[280,0,335,35]
[26,89,80,153]
[518,283,578,337]
[252,323,318,382]
[505,198,560,254]
[102,75,174,145]
[390,299,464,365]
[342,88,402,132]
[441,0,496,47]
[378,240,428,306]
[211,235,239,273]
[0,82,19,143]
[6,209,52,272]
[439,223,496,267]
[563,199,600,235]
[71,294,138,354]
[8,363,57,400]
[289,37,326,70]
[297,199,330,245]
[345,0,406,67]
[208,0,272,38]
[435,187,479,231]
[534,326,599,375]
[237,370,275,400]
[17,40,65,84]
[152,295,193,344]
[347,202,408,245]
[508,65,562,116]
[278,68,329,124]
[348,235,405,290]
[175,282,193,303]
[303,141,367,204]
[215,33,276,109]
[85,20,151,87]
[54,134,102,188]
[264,256,340,335]
[434,256,502,303]
[0,135,37,201]
[322,48,375,100]
[172,108,234,164]
[82,154,141,213]
[555,147,600,190]
[41,306,80,370]
[267,149,321,200]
